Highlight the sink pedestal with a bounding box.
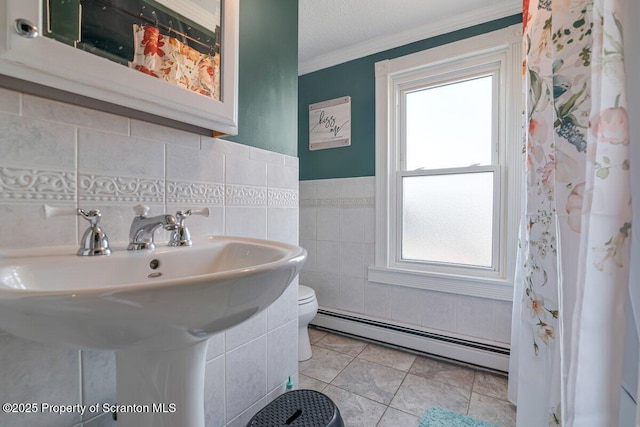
[115,340,209,427]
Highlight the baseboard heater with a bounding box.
[312,309,510,372]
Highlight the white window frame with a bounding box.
[369,25,522,301]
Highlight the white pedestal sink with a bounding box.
[0,236,307,427]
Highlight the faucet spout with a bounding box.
[127,205,178,251]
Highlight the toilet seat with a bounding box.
[298,285,316,305]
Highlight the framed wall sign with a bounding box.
[309,96,351,151]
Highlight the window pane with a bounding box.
[405,76,493,170]
[401,172,494,267]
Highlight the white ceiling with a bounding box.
[298,0,521,75]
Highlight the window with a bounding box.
[401,73,499,270]
[370,26,522,300]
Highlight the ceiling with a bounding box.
[298,0,521,75]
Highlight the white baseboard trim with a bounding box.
[312,310,510,372]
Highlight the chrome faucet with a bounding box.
[169,208,210,247]
[44,204,111,256]
[127,205,178,251]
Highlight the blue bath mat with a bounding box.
[419,407,499,427]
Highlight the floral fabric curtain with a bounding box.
[509,0,632,425]
[129,25,220,100]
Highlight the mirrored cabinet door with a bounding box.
[0,0,238,134]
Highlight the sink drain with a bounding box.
[148,259,162,278]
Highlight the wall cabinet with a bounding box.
[0,0,238,134]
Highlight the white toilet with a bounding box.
[298,285,318,361]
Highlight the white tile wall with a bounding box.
[267,277,299,330]
[226,312,268,352]
[388,286,426,326]
[83,413,116,427]
[206,333,225,361]
[316,241,340,273]
[266,320,299,391]
[364,282,391,318]
[204,355,226,427]
[0,114,77,168]
[337,277,366,313]
[317,207,340,241]
[225,336,267,421]
[0,335,80,427]
[81,351,116,422]
[421,290,458,332]
[494,300,514,344]
[130,119,200,147]
[23,94,130,135]
[0,89,300,427]
[299,177,513,345]
[225,397,267,427]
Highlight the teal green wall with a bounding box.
[226,0,298,156]
[298,15,522,180]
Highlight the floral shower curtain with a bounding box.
[509,0,632,425]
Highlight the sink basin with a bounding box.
[0,236,306,427]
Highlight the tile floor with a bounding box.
[298,328,516,427]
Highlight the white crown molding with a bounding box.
[298,1,521,75]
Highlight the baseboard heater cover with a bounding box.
[312,309,510,372]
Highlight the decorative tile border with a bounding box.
[79,173,164,203]
[299,199,317,208]
[167,180,225,205]
[0,166,76,203]
[316,199,341,208]
[299,197,375,209]
[226,184,268,207]
[341,197,375,208]
[0,167,300,208]
[268,189,298,207]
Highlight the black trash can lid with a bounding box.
[247,389,342,427]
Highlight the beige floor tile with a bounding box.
[315,333,367,356]
[376,407,419,427]
[473,371,509,401]
[409,355,476,391]
[390,373,470,417]
[467,392,516,427]
[331,358,406,405]
[323,384,387,427]
[298,374,328,392]
[298,345,353,383]
[358,343,417,372]
[297,333,517,427]
[308,327,328,344]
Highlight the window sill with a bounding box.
[367,265,513,301]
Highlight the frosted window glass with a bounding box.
[405,76,493,170]
[402,172,494,267]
